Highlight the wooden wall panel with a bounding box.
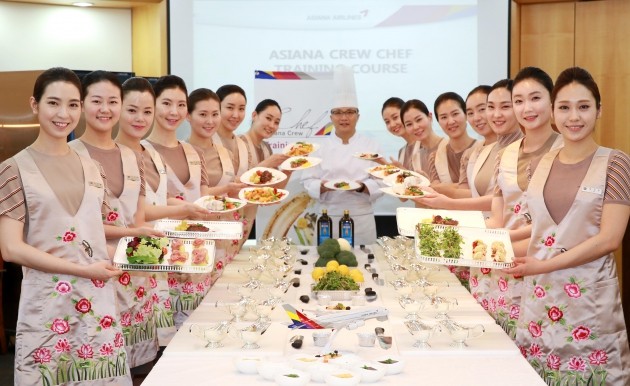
[131,1,168,77]
[510,1,521,77]
[518,2,575,80]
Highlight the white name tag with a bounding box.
[88,181,103,189]
[158,168,167,175]
[189,160,201,166]
[126,175,140,182]
[225,171,235,177]
[581,186,603,195]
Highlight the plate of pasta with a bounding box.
[238,187,289,205]
[283,141,319,157]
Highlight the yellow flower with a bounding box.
[296,217,309,229]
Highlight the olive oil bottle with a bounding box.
[317,209,332,245]
[339,209,354,248]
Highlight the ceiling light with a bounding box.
[73,2,94,7]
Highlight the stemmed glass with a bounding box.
[405,320,441,349]
[440,319,485,348]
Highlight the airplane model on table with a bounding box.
[282,304,389,330]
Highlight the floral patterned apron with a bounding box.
[13,149,131,385]
[516,147,630,385]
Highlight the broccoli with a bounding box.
[314,257,329,267]
[336,250,358,267]
[317,238,341,260]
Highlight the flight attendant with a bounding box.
[379,97,419,169]
[506,67,630,385]
[0,67,131,385]
[400,99,443,176]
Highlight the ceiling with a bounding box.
[5,0,162,9]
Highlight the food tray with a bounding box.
[396,207,486,237]
[113,237,215,273]
[312,290,360,301]
[155,219,243,239]
[414,224,514,269]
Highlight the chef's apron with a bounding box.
[142,140,211,328]
[70,140,159,368]
[13,149,131,385]
[516,147,630,385]
[142,146,176,346]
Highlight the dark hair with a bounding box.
[490,79,513,93]
[381,97,405,114]
[434,92,466,116]
[466,85,491,101]
[153,75,188,101]
[254,98,281,114]
[216,84,247,103]
[551,67,601,109]
[188,88,220,113]
[81,70,123,101]
[512,66,553,95]
[400,99,430,123]
[121,77,155,101]
[33,67,82,102]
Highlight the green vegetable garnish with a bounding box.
[440,227,464,259]
[379,358,398,364]
[418,224,441,257]
[284,374,299,378]
[313,271,359,291]
[362,365,377,370]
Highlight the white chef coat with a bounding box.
[301,131,384,245]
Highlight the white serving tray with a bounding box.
[155,219,243,239]
[396,207,486,237]
[113,237,215,273]
[414,224,515,269]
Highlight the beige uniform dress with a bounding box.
[470,134,563,338]
[139,146,176,346]
[69,140,158,368]
[2,148,131,385]
[397,141,421,171]
[429,138,481,183]
[142,140,211,328]
[517,147,630,385]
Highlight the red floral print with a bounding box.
[571,325,591,341]
[114,333,124,348]
[529,343,543,359]
[118,272,131,286]
[588,350,608,365]
[481,299,489,311]
[91,279,105,288]
[62,231,77,242]
[519,345,527,358]
[136,286,146,299]
[151,293,160,304]
[149,276,158,288]
[497,296,507,309]
[167,277,178,288]
[99,315,114,329]
[196,282,205,293]
[33,348,52,364]
[489,298,497,313]
[509,304,520,320]
[480,268,491,275]
[75,298,92,314]
[540,232,556,247]
[568,356,587,371]
[120,312,132,327]
[232,211,241,220]
[106,211,119,222]
[497,277,508,292]
[533,285,546,298]
[547,306,563,322]
[77,344,94,360]
[204,276,211,287]
[215,261,224,271]
[546,353,561,370]
[513,203,521,214]
[175,194,184,200]
[55,281,73,295]
[99,342,114,357]
[143,300,153,314]
[54,338,71,353]
[469,276,478,288]
[528,321,542,338]
[50,318,70,335]
[134,312,144,324]
[182,282,194,294]
[164,298,172,309]
[564,283,582,298]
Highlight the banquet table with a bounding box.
[142,245,546,386]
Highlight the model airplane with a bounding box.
[282,304,389,330]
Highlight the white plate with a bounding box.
[240,167,287,186]
[380,186,426,199]
[154,219,244,239]
[324,180,361,191]
[283,142,320,157]
[395,207,486,237]
[353,152,382,160]
[113,237,215,273]
[383,170,430,187]
[193,195,247,213]
[238,187,289,205]
[280,156,322,171]
[366,165,401,179]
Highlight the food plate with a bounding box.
[239,167,287,186]
[194,195,247,213]
[324,180,361,191]
[113,237,215,273]
[396,207,486,236]
[155,219,244,239]
[383,170,430,187]
[415,223,515,269]
[366,165,401,179]
[283,142,320,157]
[353,152,382,160]
[279,156,322,171]
[380,186,426,200]
[238,187,289,205]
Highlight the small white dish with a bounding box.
[308,362,341,383]
[352,362,386,383]
[374,355,405,375]
[275,369,311,386]
[380,186,426,199]
[290,354,321,370]
[323,180,361,191]
[234,355,264,374]
[240,167,287,186]
[325,369,360,386]
[280,156,322,171]
[257,359,294,382]
[193,195,247,213]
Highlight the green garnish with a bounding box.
[440,227,464,259]
[284,374,299,378]
[362,365,377,371]
[418,224,441,257]
[313,271,359,291]
[379,358,398,364]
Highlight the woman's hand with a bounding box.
[181,203,213,221]
[258,154,289,169]
[226,182,248,198]
[133,226,165,238]
[503,255,546,277]
[83,261,123,281]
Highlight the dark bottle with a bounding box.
[317,209,333,245]
[338,209,354,248]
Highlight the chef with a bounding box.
[301,65,383,245]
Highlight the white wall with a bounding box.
[0,2,132,72]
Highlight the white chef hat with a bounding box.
[332,65,358,109]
